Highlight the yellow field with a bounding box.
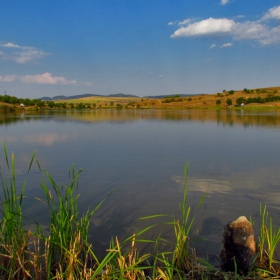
[60,86,280,109]
[63,96,141,104]
[1,86,280,109]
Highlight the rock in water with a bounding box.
[220,216,256,274]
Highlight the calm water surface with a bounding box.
[0,109,280,257]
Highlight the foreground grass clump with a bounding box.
[0,145,280,279]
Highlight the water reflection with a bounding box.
[1,109,280,128]
[0,109,280,257]
[23,133,77,146]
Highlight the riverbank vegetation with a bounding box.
[0,145,280,279]
[1,86,280,111]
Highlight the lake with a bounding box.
[0,108,280,258]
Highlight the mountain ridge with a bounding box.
[41,93,139,101]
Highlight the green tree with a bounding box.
[47,101,55,108]
[216,99,221,105]
[37,100,45,107]
[226,98,232,106]
[236,97,246,105]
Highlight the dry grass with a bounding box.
[65,96,141,104]
[2,86,280,110]
[58,86,280,109]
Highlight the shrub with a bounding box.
[236,97,246,105]
[226,98,232,106]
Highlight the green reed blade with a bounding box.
[139,214,170,220]
[27,149,36,173]
[2,142,9,170]
[36,159,41,171]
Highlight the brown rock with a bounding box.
[220,216,256,274]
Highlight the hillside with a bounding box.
[60,86,280,109]
[2,86,280,110]
[41,93,138,101]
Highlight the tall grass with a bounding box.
[0,143,36,279]
[0,145,114,279]
[258,203,280,272]
[0,145,280,279]
[39,165,109,279]
[138,164,208,279]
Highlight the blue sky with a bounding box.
[0,1,280,98]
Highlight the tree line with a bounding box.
[0,94,43,106]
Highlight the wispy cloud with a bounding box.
[178,19,191,25]
[170,5,280,45]
[1,42,21,48]
[168,21,177,26]
[221,42,233,48]
[168,19,192,26]
[0,42,48,63]
[221,0,229,5]
[0,75,16,82]
[0,72,76,85]
[84,82,93,86]
[210,44,216,49]
[20,73,76,85]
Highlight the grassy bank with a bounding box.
[2,86,280,111]
[0,145,280,279]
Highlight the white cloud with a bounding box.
[168,19,191,26]
[170,6,280,45]
[262,6,280,21]
[259,26,280,45]
[221,0,229,5]
[233,21,280,44]
[178,19,191,25]
[233,21,269,40]
[0,42,21,48]
[171,18,235,38]
[168,21,176,26]
[0,42,48,63]
[20,73,76,85]
[221,42,233,48]
[84,82,93,86]
[210,44,216,48]
[14,50,47,64]
[0,75,16,82]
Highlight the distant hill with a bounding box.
[143,94,193,99]
[41,94,100,101]
[40,93,139,101]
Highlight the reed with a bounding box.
[257,203,280,272]
[0,145,113,279]
[0,143,36,279]
[138,163,208,279]
[1,145,280,279]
